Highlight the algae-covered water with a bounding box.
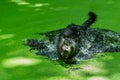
[0,0,120,80]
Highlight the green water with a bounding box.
[0,0,120,80]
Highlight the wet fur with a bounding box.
[25,12,120,64]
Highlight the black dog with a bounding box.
[25,12,120,64]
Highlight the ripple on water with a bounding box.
[1,57,42,68]
[0,34,15,40]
